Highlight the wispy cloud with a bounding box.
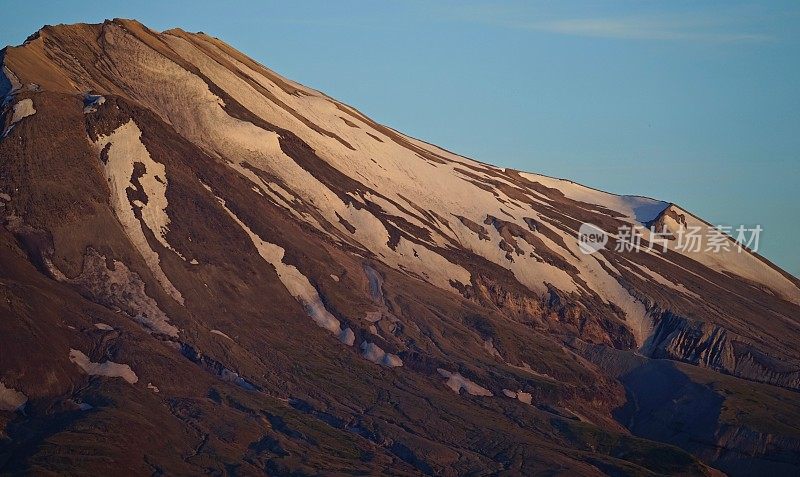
[526,16,773,43]
[443,4,776,44]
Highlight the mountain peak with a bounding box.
[2,19,799,475]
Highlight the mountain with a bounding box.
[1,19,798,475]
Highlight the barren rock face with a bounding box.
[1,19,798,476]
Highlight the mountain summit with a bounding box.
[1,19,799,475]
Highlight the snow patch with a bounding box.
[364,264,384,303]
[502,389,532,404]
[437,368,492,396]
[83,94,106,113]
[484,339,501,358]
[69,349,138,384]
[210,329,233,340]
[520,173,668,224]
[0,382,27,411]
[339,327,356,346]
[95,120,185,305]
[94,323,114,331]
[360,342,403,367]
[47,250,179,337]
[3,98,35,137]
[10,98,35,124]
[211,191,343,336]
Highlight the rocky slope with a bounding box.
[1,19,798,475]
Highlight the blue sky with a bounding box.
[1,1,798,276]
